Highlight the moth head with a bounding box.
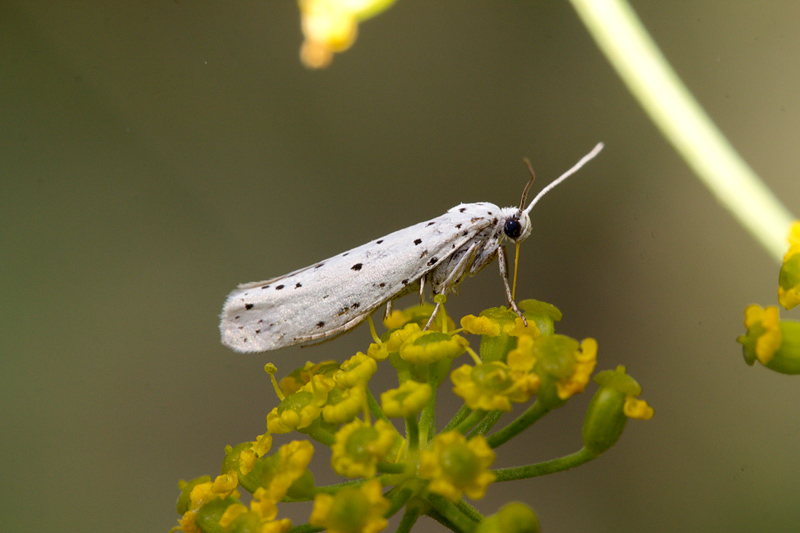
[503,211,532,243]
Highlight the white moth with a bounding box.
[220,143,604,353]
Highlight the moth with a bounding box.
[220,143,603,352]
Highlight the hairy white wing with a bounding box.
[220,202,504,352]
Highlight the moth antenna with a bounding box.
[523,142,605,216]
[517,158,536,213]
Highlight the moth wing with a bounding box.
[219,204,500,352]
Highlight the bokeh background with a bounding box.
[3,2,799,531]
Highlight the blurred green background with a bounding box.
[2,2,799,531]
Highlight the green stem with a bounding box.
[485,399,548,448]
[418,366,438,442]
[405,414,420,452]
[366,386,389,422]
[493,447,596,481]
[395,506,421,533]
[425,493,478,533]
[385,485,416,518]
[298,424,336,447]
[570,0,795,261]
[454,409,488,435]
[286,524,324,533]
[455,499,485,523]
[442,404,472,433]
[467,409,503,438]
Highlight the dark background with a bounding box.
[2,2,799,531]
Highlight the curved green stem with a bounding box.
[485,399,548,448]
[571,0,795,261]
[493,447,596,481]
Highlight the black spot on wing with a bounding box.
[261,284,270,289]
[459,207,467,212]
[352,302,360,309]
[419,249,428,258]
[315,262,325,269]
[376,239,384,244]
[402,279,409,285]
[276,284,284,290]
[426,221,435,226]
[414,238,422,245]
[316,321,325,328]
[455,224,462,229]
[379,282,386,288]
[427,257,438,266]
[351,263,363,271]
[295,282,302,288]
[244,303,254,310]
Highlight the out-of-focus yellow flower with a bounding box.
[310,478,390,533]
[779,221,800,310]
[738,304,800,374]
[419,431,496,502]
[381,380,432,418]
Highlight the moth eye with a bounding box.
[504,218,523,239]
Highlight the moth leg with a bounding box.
[497,246,527,326]
[419,275,426,305]
[384,299,393,320]
[423,298,442,331]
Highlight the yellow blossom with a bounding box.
[381,380,432,417]
[460,314,502,337]
[310,478,390,533]
[323,385,366,424]
[218,487,293,533]
[419,431,496,502]
[503,316,540,338]
[399,331,469,364]
[177,473,240,533]
[555,338,598,400]
[267,375,335,433]
[331,419,399,477]
[451,360,538,412]
[335,352,378,388]
[279,361,340,395]
[623,396,654,420]
[266,440,315,501]
[383,303,438,330]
